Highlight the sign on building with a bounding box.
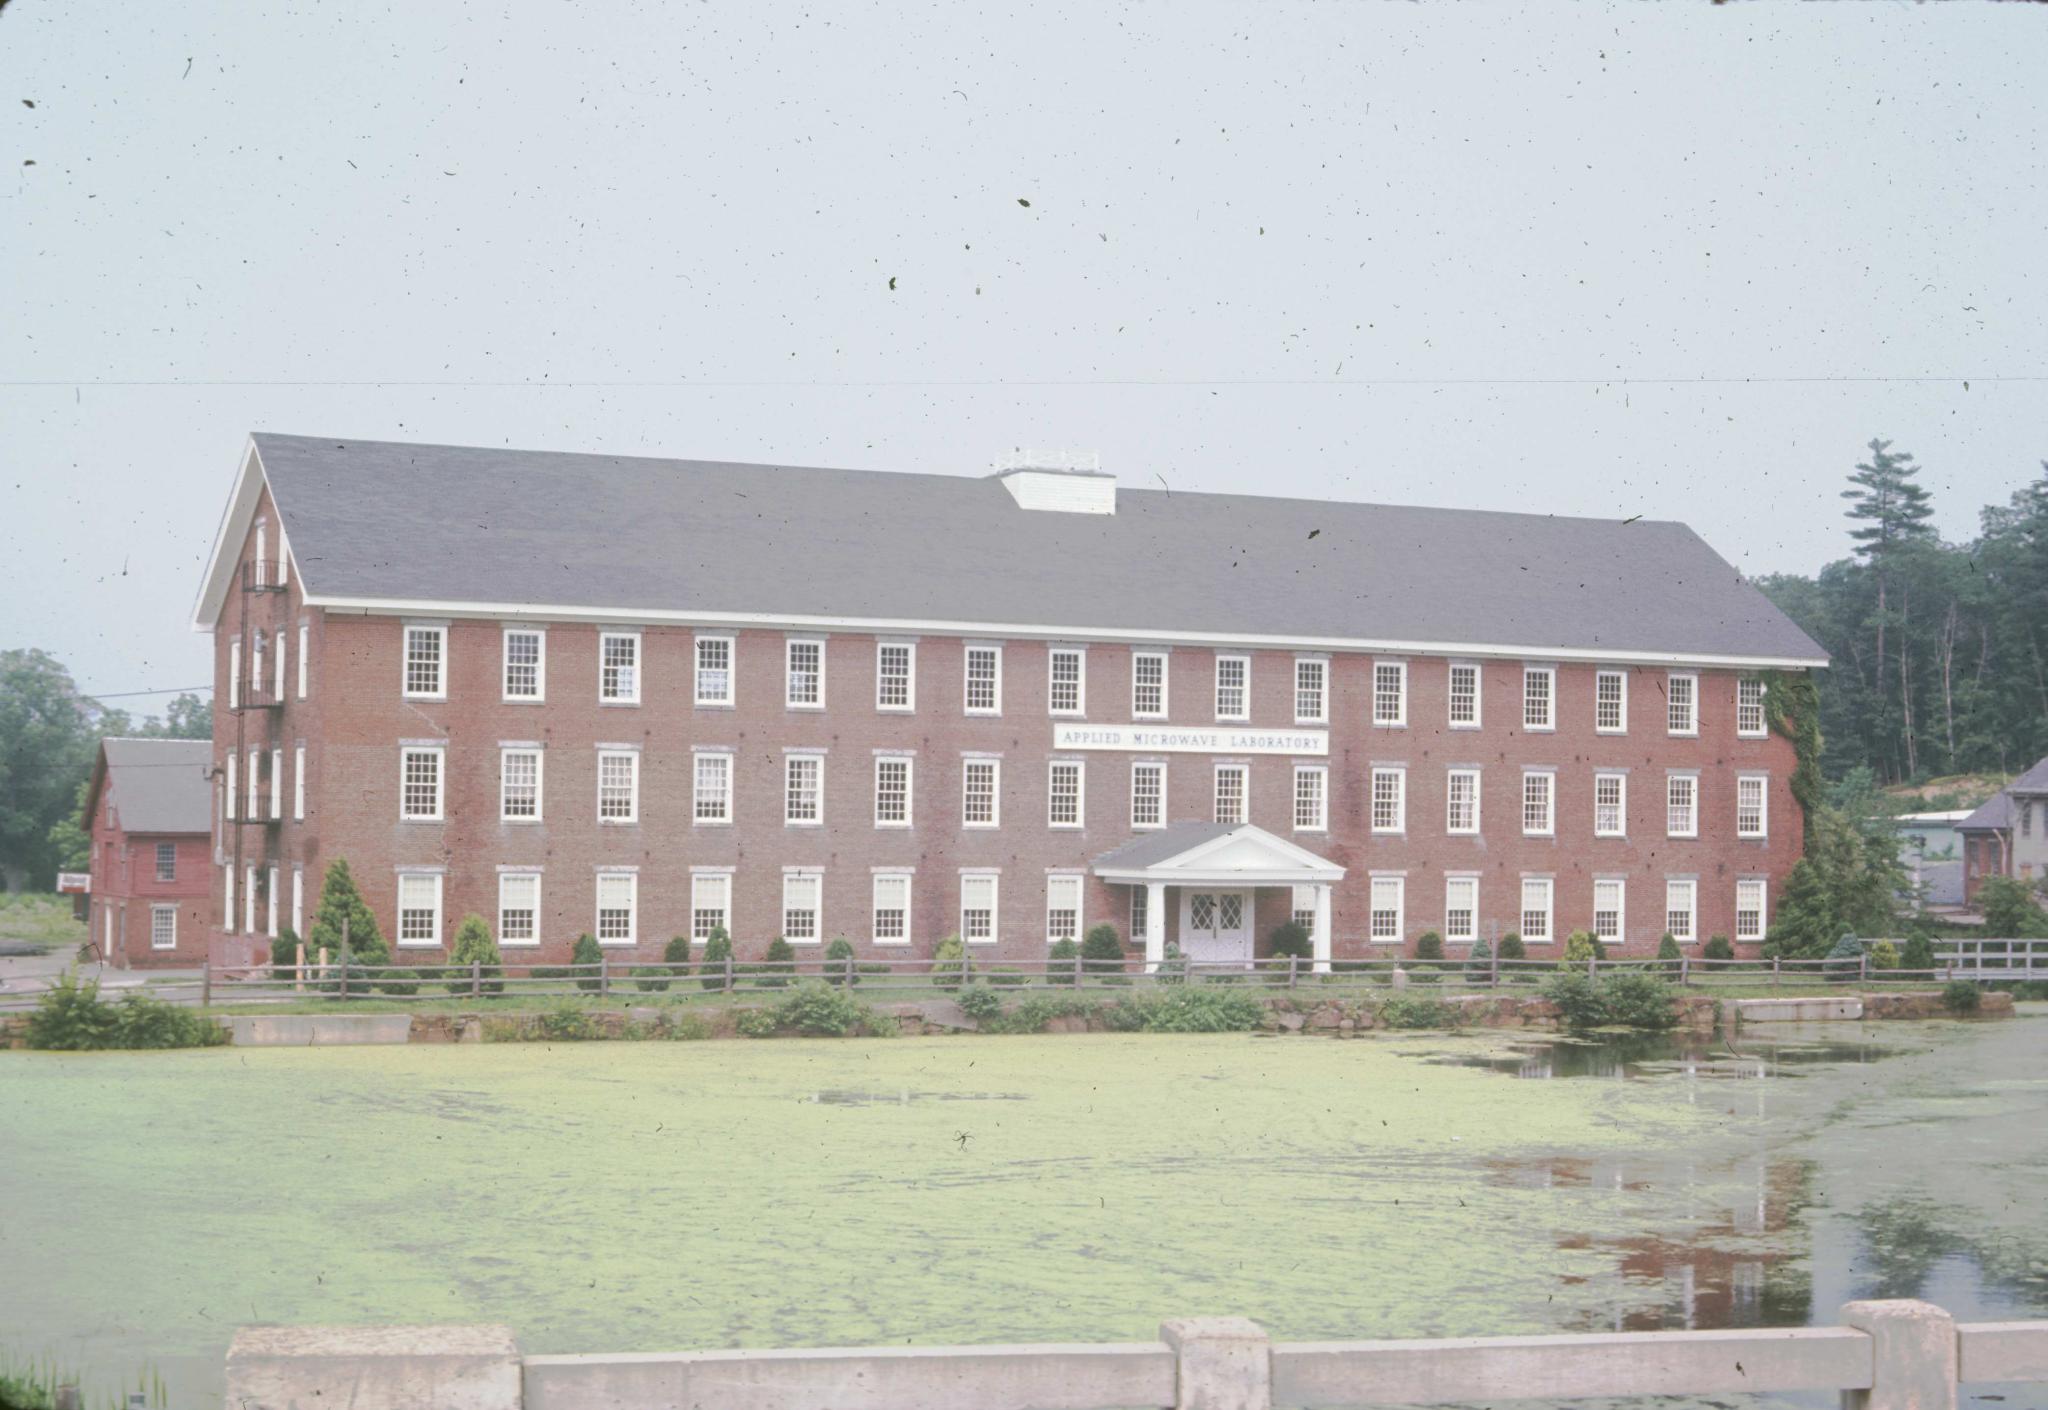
[1051,723,1329,757]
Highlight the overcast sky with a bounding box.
[4,2,2043,709]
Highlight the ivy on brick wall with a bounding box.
[1763,669,1823,839]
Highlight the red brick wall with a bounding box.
[87,793,212,968]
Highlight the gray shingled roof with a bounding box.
[1092,822,1238,871]
[250,433,1825,663]
[2008,757,2048,795]
[1958,792,2012,833]
[99,738,212,834]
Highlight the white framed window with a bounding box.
[1213,764,1247,825]
[963,759,1000,827]
[403,625,446,700]
[1520,877,1554,945]
[961,873,999,945]
[875,756,912,826]
[696,635,735,707]
[248,748,261,818]
[876,642,915,712]
[224,864,235,932]
[597,750,639,823]
[1523,665,1555,731]
[503,628,545,702]
[1048,760,1084,828]
[1736,878,1767,942]
[787,638,825,708]
[1373,661,1407,727]
[244,864,257,935]
[1293,765,1328,832]
[1596,670,1627,733]
[1370,766,1406,834]
[267,865,280,938]
[400,747,444,822]
[1593,878,1625,946]
[1665,878,1698,945]
[291,866,304,938]
[270,748,283,821]
[1369,876,1404,943]
[1448,662,1480,729]
[1215,655,1250,722]
[1667,671,1698,736]
[965,645,1002,715]
[1045,874,1082,945]
[1522,770,1555,837]
[596,871,637,946]
[293,744,306,821]
[1131,886,1151,944]
[229,638,241,711]
[1446,768,1480,835]
[1594,772,1627,838]
[782,872,822,944]
[872,872,912,946]
[1049,648,1085,716]
[498,872,540,946]
[155,841,177,882]
[694,752,733,824]
[785,753,823,825]
[251,631,266,701]
[225,751,237,821]
[691,873,731,943]
[274,631,287,702]
[1737,774,1768,838]
[599,631,640,704]
[1294,657,1328,725]
[296,621,308,699]
[501,748,543,821]
[150,904,176,950]
[397,872,443,948]
[254,523,267,586]
[1737,677,1767,738]
[1132,651,1168,719]
[1667,774,1698,838]
[1290,884,1317,936]
[1131,761,1165,829]
[1444,876,1478,945]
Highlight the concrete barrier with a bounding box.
[1729,996,1864,1024]
[228,1013,414,1046]
[225,1324,521,1409]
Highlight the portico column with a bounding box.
[1145,881,1167,971]
[1312,882,1333,974]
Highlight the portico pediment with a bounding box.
[1092,821,1345,886]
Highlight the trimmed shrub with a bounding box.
[1379,993,1455,1029]
[1900,934,1935,974]
[988,991,1096,1034]
[698,928,734,990]
[823,937,857,986]
[955,985,1004,1023]
[1046,937,1079,986]
[931,933,972,989]
[1702,935,1735,962]
[1868,940,1901,972]
[1270,921,1313,961]
[1463,934,1494,983]
[1597,972,1679,1030]
[1824,932,1863,983]
[1562,931,1603,967]
[770,981,867,1035]
[1656,932,1683,962]
[1497,932,1526,960]
[374,961,424,997]
[270,927,301,976]
[1082,923,1127,976]
[755,935,796,989]
[571,933,604,991]
[1411,930,1445,985]
[538,1005,596,1042]
[446,914,505,995]
[1942,980,1981,1015]
[985,966,1029,987]
[637,937,689,992]
[309,858,389,964]
[1128,987,1265,1032]
[1156,941,1189,985]
[735,1008,778,1039]
[1542,970,1604,1031]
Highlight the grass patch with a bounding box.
[0,894,84,953]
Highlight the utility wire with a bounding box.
[0,375,2042,389]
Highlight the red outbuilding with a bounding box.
[82,737,215,969]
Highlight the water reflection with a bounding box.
[1424,1032,1896,1081]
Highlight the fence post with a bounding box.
[1679,955,1689,986]
[1772,956,1781,988]
[598,955,609,998]
[1839,1299,1957,1410]
[339,948,351,1002]
[1490,949,1499,988]
[1860,949,1870,984]
[1288,955,1298,989]
[201,959,212,1009]
[471,960,481,1000]
[961,949,971,989]
[1160,1317,1271,1410]
[724,952,735,993]
[1073,952,1083,987]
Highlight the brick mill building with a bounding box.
[82,737,215,969]
[191,434,1827,970]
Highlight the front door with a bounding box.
[1181,890,1252,965]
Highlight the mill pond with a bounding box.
[2,1014,2043,1409]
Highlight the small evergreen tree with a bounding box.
[1656,932,1683,963]
[1702,935,1735,961]
[570,932,603,991]
[1269,921,1312,960]
[1900,933,1935,974]
[823,936,856,986]
[1047,936,1079,986]
[1081,923,1126,976]
[308,858,387,963]
[758,934,796,988]
[446,914,504,995]
[931,932,970,989]
[1869,939,1901,971]
[1824,932,1864,983]
[1463,933,1494,983]
[698,927,734,990]
[1414,930,1445,962]
[1562,930,1601,967]
[1977,876,2048,939]
[270,927,301,975]
[1764,857,1840,959]
[1497,932,1526,959]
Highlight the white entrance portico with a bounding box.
[1093,822,1347,973]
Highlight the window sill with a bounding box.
[597,940,636,949]
[498,941,541,949]
[695,700,737,711]
[875,821,913,830]
[597,819,641,827]
[598,700,642,709]
[963,938,1000,947]
[785,820,824,828]
[783,938,823,947]
[396,941,442,951]
[786,703,826,713]
[1372,721,1408,731]
[500,697,547,706]
[399,817,445,825]
[500,817,545,826]
[871,939,912,947]
[1595,728,1628,737]
[1522,725,1557,735]
[401,694,449,704]
[694,819,734,828]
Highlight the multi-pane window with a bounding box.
[296,621,308,699]
[1373,662,1407,726]
[872,873,911,945]
[501,748,543,821]
[1045,875,1082,944]
[1446,768,1480,835]
[1131,761,1164,828]
[1735,878,1766,942]
[1291,884,1317,938]
[1049,648,1084,715]
[696,636,734,706]
[1737,678,1767,737]
[251,631,266,700]
[1594,772,1626,837]
[498,873,540,946]
[1593,878,1625,945]
[1522,770,1554,836]
[292,865,304,939]
[244,863,257,936]
[1293,765,1328,831]
[1215,656,1249,721]
[1294,658,1327,724]
[248,748,261,817]
[963,759,1000,827]
[694,752,732,823]
[785,754,823,824]
[965,645,1002,715]
[1444,876,1478,944]
[224,865,235,932]
[599,632,640,704]
[691,873,731,942]
[403,626,445,699]
[1736,775,1767,838]
[274,631,287,702]
[1130,886,1151,945]
[396,873,443,947]
[787,639,824,708]
[270,748,284,821]
[1048,760,1084,828]
[400,747,444,821]
[598,751,639,823]
[1667,774,1698,838]
[1448,663,1480,728]
[595,872,637,946]
[1523,665,1555,730]
[225,752,237,821]
[1665,878,1697,945]
[1214,764,1247,825]
[1369,877,1404,943]
[1132,652,1168,718]
[294,745,306,821]
[155,842,177,882]
[1667,672,1698,735]
[504,629,545,701]
[229,639,241,711]
[1521,877,1554,945]
[268,864,280,939]
[150,904,176,950]
[782,873,822,944]
[875,756,912,826]
[876,643,914,711]
[1596,670,1627,733]
[960,874,998,944]
[1370,767,1406,833]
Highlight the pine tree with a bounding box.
[446,914,504,994]
[1763,857,1836,959]
[1841,439,1937,779]
[308,858,388,963]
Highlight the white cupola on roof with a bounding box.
[993,449,1115,515]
